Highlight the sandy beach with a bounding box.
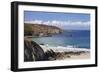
[40,45,90,60]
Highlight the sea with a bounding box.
[32,30,90,49]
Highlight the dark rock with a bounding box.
[44,49,56,60]
[24,38,57,62]
[24,39,45,62]
[66,55,71,58]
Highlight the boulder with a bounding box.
[24,38,45,62]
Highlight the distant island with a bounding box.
[24,23,63,37]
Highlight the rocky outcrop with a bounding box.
[24,23,63,37]
[24,38,45,61]
[24,38,56,62]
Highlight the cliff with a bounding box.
[24,23,63,37]
[24,38,56,61]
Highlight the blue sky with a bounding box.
[24,11,90,30]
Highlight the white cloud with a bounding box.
[25,20,90,30]
[25,20,43,24]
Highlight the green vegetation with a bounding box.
[24,24,32,32]
[24,23,62,36]
[24,24,33,36]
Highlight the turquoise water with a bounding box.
[32,30,90,49]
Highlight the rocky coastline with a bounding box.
[24,37,90,62]
[24,23,90,62]
[24,37,57,61]
[24,23,63,37]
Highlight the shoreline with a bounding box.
[40,45,90,60]
[40,45,90,52]
[24,36,90,61]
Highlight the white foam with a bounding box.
[40,45,90,52]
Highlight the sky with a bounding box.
[24,11,90,30]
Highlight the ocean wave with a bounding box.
[40,44,90,52]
